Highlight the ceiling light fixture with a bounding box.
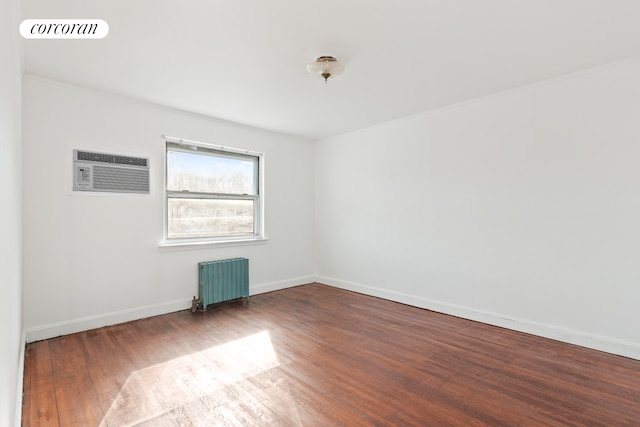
[307,56,344,83]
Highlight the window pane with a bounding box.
[168,198,255,238]
[167,150,256,195]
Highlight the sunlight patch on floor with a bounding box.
[98,330,296,426]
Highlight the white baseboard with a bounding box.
[24,276,313,343]
[16,330,26,427]
[25,298,192,342]
[317,275,640,361]
[251,275,315,295]
[26,274,638,359]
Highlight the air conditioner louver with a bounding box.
[76,151,148,167]
[73,150,150,194]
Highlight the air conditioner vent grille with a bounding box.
[93,165,150,193]
[76,150,148,167]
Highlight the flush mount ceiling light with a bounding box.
[307,56,345,83]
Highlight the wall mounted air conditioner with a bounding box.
[73,149,150,194]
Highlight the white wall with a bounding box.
[0,0,23,425]
[23,76,315,341]
[315,58,640,359]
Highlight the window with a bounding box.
[165,140,262,242]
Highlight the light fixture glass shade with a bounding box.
[307,56,344,82]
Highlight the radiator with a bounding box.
[197,258,249,310]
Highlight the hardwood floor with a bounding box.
[23,284,640,426]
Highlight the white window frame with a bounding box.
[161,136,265,247]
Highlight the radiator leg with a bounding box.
[191,296,205,313]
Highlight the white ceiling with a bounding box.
[21,0,640,140]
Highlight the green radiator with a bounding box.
[198,258,249,310]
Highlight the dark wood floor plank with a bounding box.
[48,334,104,426]
[23,284,640,426]
[23,341,59,427]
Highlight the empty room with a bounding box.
[3,1,640,426]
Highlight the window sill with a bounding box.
[158,237,268,252]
